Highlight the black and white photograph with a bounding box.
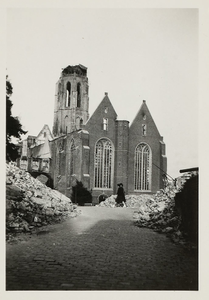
[3,0,208,297]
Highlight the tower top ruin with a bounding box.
[61,64,87,77]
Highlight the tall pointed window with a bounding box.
[134,143,152,191]
[77,82,81,107]
[66,82,71,107]
[94,139,114,189]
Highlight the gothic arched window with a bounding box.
[77,82,81,108]
[94,139,114,189]
[134,143,152,191]
[66,82,71,107]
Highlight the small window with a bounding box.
[103,118,108,131]
[142,124,147,136]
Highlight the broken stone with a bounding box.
[45,208,54,216]
[8,222,19,228]
[30,197,45,207]
[175,230,182,237]
[163,227,174,233]
[6,162,79,240]
[22,223,30,232]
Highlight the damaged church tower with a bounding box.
[48,63,167,202]
[51,64,91,197]
[53,64,89,136]
[18,64,167,204]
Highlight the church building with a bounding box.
[18,64,167,204]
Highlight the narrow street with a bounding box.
[6,207,198,290]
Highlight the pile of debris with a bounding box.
[6,162,79,240]
[126,194,155,208]
[133,179,178,223]
[96,195,117,208]
[96,171,197,247]
[134,172,198,246]
[95,194,152,208]
[133,188,179,233]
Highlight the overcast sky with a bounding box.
[6,8,198,178]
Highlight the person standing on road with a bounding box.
[116,183,126,207]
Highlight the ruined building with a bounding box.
[18,64,167,204]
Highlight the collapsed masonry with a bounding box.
[6,163,80,240]
[96,171,198,246]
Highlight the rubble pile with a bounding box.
[96,172,197,246]
[126,194,153,208]
[6,162,79,239]
[95,194,152,208]
[133,179,178,223]
[96,195,117,207]
[134,188,178,233]
[135,172,198,245]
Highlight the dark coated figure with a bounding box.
[116,183,126,207]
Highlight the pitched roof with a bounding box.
[86,93,117,125]
[130,100,161,136]
[36,124,54,144]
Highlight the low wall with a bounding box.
[175,174,198,244]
